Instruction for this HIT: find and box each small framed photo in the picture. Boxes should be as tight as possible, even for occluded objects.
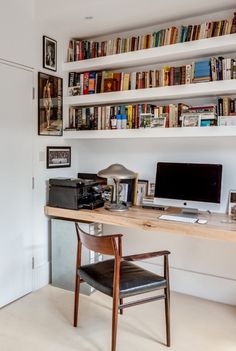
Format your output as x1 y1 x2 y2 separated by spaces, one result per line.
46 146 71 168
120 175 138 206
182 115 200 127
228 190 236 218
151 117 166 128
148 182 155 196
140 113 153 128
219 116 236 126
136 179 149 206
38 72 63 136
43 36 57 71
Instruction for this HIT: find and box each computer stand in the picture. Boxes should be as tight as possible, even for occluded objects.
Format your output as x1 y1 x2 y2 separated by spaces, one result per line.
179 208 198 218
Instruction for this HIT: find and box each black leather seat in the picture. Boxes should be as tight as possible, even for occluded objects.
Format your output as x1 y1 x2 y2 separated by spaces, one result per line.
79 259 167 298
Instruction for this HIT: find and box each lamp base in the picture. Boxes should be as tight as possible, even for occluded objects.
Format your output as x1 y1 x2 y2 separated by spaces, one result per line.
105 202 129 212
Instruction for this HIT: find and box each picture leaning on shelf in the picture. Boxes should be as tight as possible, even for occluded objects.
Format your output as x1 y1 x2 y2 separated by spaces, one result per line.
67 56 236 96
65 97 236 131
67 11 236 61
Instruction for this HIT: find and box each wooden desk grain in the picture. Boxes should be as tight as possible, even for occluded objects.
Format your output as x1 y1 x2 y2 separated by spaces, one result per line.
44 206 236 242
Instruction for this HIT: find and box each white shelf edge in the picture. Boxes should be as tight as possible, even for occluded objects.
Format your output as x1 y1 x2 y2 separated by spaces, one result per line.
63 126 236 140
64 80 236 106
62 34 236 73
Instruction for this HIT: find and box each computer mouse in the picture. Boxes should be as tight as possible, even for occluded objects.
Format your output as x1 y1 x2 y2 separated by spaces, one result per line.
197 219 208 224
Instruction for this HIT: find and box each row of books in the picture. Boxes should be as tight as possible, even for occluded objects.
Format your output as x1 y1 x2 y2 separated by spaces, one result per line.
67 12 236 61
218 97 236 116
68 56 236 95
67 104 157 130
66 98 236 131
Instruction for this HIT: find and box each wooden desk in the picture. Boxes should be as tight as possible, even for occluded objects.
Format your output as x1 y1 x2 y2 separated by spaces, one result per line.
45 206 236 243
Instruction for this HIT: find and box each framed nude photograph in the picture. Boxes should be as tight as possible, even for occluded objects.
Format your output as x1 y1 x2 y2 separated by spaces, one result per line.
38 72 63 136
43 36 57 71
46 146 71 168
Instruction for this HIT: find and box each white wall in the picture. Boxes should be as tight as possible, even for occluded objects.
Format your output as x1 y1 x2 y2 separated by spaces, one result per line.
0 0 34 67
32 20 78 289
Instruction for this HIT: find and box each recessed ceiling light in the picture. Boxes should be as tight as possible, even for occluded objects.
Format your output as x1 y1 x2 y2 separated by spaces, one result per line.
84 16 94 20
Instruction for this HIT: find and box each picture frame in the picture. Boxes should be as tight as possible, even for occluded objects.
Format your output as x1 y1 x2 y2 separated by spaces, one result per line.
219 116 236 126
43 36 57 71
148 182 155 196
140 113 153 128
120 177 136 206
38 72 63 136
182 114 200 127
46 146 71 169
228 190 236 218
151 116 166 128
136 179 149 206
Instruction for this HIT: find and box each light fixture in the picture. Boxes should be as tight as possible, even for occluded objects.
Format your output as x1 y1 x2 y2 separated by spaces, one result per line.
97 163 135 212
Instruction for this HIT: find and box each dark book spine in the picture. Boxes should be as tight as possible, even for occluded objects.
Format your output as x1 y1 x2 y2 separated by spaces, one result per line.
96 72 102 93
86 107 91 129
217 98 223 116
68 72 75 87
218 57 224 80
231 12 236 34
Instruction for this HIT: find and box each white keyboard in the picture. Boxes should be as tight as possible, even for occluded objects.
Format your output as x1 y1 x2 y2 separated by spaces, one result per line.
159 215 198 223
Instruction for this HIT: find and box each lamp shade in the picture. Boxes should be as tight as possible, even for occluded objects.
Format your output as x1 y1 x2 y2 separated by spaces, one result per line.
97 163 135 180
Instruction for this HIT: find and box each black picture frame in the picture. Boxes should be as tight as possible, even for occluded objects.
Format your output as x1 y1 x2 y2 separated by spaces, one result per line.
43 36 57 71
38 72 63 136
46 146 71 168
120 178 136 205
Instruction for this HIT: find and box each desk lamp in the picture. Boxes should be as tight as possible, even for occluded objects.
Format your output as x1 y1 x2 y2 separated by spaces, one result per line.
97 163 135 211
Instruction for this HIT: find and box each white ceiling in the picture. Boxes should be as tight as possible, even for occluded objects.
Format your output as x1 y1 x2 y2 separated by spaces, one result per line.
35 0 236 38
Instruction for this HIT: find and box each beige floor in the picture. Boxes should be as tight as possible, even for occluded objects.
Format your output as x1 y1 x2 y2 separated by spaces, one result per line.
0 286 236 351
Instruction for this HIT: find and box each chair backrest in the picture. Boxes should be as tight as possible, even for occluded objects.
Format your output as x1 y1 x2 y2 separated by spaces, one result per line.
75 223 122 257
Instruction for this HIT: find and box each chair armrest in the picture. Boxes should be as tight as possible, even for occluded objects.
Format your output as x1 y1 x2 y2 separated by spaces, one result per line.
122 250 170 261
101 234 123 239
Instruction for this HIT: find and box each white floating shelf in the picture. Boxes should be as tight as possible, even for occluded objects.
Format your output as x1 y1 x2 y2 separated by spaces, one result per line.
63 126 236 140
63 34 236 73
64 80 236 106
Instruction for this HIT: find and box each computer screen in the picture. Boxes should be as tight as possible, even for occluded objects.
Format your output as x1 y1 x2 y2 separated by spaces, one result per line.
155 162 222 205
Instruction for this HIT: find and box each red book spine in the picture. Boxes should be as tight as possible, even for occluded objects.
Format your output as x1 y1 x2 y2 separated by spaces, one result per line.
83 72 89 95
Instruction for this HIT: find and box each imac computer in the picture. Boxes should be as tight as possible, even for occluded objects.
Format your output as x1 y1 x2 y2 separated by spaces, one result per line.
154 162 222 219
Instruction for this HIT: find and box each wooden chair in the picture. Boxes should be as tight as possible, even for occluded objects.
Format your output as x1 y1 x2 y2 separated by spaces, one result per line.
74 223 171 351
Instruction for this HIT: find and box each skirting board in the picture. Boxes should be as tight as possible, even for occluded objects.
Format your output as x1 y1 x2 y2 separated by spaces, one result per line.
139 260 236 306
32 261 50 291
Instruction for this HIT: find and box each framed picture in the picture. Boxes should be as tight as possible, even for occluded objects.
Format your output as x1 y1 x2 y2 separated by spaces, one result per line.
136 179 149 206
46 146 71 168
151 117 166 128
38 72 63 136
228 190 236 218
43 36 57 71
140 113 153 128
148 182 155 196
120 178 136 206
182 115 200 127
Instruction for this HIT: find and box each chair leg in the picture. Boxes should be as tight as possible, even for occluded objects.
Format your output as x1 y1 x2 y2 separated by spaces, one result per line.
119 298 123 315
73 273 81 327
111 295 119 351
164 287 171 347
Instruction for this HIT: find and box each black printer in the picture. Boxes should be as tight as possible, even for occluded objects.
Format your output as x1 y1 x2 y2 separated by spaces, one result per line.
48 178 105 210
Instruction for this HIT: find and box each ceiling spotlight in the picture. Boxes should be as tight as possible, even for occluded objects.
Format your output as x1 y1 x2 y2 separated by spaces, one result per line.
84 16 94 20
